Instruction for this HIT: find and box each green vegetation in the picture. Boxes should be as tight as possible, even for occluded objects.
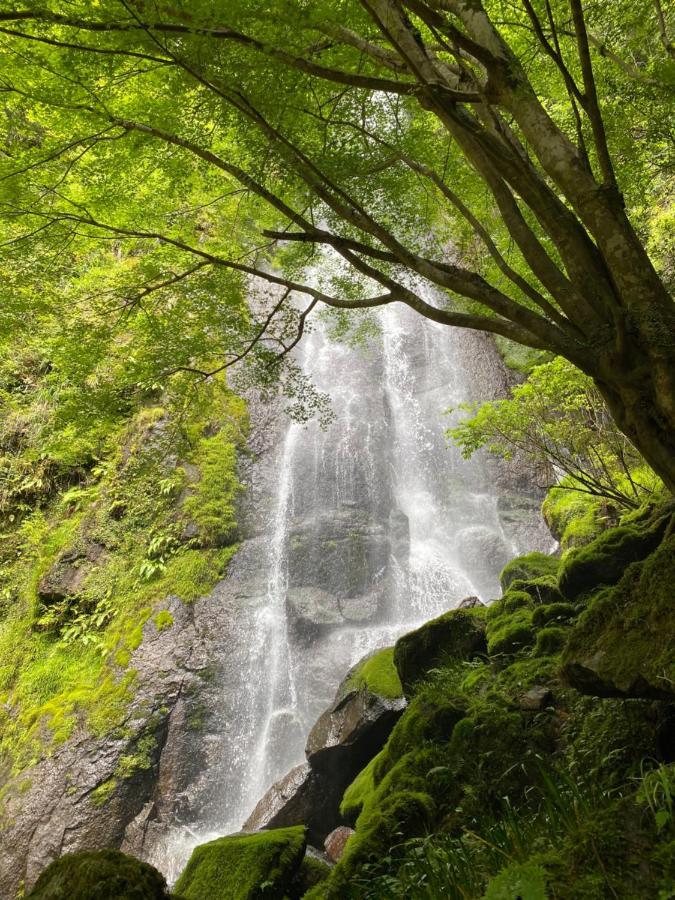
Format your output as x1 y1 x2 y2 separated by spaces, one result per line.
0 335 247 779
314 502 675 898
0 1 674 493
26 849 170 899
174 826 308 900
345 648 403 701
449 357 664 509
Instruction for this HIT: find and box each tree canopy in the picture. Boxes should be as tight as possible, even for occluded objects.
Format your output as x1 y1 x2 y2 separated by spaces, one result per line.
0 1 673 484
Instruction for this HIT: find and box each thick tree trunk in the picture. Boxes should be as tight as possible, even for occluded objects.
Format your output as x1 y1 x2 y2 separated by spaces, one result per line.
592 332 675 495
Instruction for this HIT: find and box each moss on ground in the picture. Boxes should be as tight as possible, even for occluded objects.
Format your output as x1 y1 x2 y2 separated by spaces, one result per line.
26 849 170 899
174 826 307 900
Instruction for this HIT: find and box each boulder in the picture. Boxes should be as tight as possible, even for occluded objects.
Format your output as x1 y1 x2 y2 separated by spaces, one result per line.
500 551 559 592
244 653 405 845
457 595 485 609
561 532 675 700
174 826 307 900
518 686 553 711
394 608 487 694
558 513 670 600
324 826 354 863
26 849 170 899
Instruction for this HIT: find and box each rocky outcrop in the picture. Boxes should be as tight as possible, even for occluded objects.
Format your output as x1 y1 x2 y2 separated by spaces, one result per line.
244 655 405 845
324 827 354 863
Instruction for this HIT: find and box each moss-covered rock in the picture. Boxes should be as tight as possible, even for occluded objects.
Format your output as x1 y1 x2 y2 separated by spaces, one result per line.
558 512 670 600
174 826 307 900
486 604 535 656
533 626 569 657
343 647 402 700
27 849 170 899
531 602 577 629
562 533 675 699
393 608 486 694
500 552 560 592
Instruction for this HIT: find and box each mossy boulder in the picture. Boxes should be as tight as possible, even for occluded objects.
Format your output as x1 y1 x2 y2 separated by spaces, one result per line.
562 533 675 699
393 607 486 694
342 647 402 700
486 604 535 656
558 513 670 600
531 602 577 629
287 853 331 898
27 850 170 899
507 575 563 605
500 552 559 592
174 826 307 900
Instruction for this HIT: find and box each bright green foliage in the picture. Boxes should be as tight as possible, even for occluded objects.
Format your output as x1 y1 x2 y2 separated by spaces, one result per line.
26 849 170 899
483 862 548 899
449 357 662 509
345 647 403 700
486 605 535 656
0 351 246 777
174 826 307 900
340 751 382 823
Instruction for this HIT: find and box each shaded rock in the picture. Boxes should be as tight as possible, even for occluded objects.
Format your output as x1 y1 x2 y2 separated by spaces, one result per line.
244 764 312 834
394 608 487 694
518 686 553 711
457 595 484 609
287 849 332 898
174 826 307 900
306 688 406 769
37 542 107 604
26 849 170 899
456 526 512 585
324 826 354 863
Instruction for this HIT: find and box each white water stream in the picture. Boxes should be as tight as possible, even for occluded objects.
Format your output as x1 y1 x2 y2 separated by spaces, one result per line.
156 301 549 881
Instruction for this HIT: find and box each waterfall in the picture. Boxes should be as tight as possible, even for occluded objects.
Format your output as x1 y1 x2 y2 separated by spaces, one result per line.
155 300 550 881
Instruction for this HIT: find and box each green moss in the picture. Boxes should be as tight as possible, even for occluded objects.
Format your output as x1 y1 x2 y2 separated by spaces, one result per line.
531 602 577 628
500 552 560 592
183 430 242 548
90 778 117 808
542 487 607 552
562 532 675 696
558 512 670 599
486 606 535 656
393 607 486 694
533 626 569 656
153 609 173 631
287 855 331 899
340 752 382 823
345 647 402 700
115 732 157 781
27 849 170 899
174 826 307 900
483 861 548 899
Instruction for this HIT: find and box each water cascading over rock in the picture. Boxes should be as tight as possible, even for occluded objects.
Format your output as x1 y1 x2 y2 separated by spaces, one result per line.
144 303 551 881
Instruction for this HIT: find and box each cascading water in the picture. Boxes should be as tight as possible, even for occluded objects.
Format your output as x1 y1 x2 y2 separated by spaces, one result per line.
156 298 551 882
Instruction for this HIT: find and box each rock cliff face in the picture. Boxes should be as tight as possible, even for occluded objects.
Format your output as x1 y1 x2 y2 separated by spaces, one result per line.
0 313 550 897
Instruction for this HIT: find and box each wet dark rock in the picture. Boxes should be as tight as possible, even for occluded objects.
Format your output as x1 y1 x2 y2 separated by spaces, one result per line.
457 596 485 609
324 826 354 863
244 667 405 845
394 608 487 695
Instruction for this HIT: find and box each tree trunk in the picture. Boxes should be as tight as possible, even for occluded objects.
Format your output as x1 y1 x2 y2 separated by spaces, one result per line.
592 330 675 495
